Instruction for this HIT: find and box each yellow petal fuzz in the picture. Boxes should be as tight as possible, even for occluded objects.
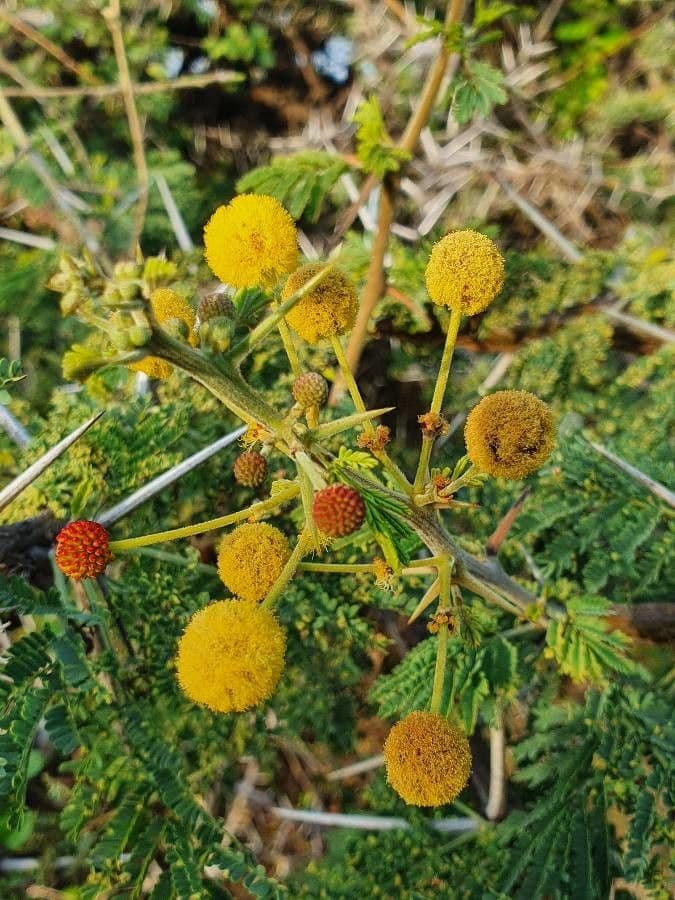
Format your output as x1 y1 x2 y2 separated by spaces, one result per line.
424 229 504 315
132 287 197 379
383 710 472 807
217 522 290 602
203 194 299 289
176 599 285 713
465 389 555 479
283 263 358 344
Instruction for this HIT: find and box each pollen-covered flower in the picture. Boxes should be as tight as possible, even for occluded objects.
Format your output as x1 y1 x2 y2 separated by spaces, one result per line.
217 522 290 602
203 194 298 289
282 264 358 344
425 230 504 315
176 599 286 713
464 389 555 479
55 520 112 579
383 710 472 807
132 287 197 379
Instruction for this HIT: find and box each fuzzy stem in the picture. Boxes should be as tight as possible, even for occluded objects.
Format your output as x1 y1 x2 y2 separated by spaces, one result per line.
331 335 367 414
109 486 299 551
430 621 449 714
298 562 377 574
457 568 532 621
298 468 320 549
278 319 302 376
148 329 287 430
331 335 411 492
413 306 463 494
262 529 313 610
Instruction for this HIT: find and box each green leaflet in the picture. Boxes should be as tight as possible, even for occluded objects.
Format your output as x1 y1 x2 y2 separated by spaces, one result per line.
545 595 648 684
352 97 411 177
237 151 348 222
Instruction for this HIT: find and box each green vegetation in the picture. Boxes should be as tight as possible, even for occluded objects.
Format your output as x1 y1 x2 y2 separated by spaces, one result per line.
1 1 672 897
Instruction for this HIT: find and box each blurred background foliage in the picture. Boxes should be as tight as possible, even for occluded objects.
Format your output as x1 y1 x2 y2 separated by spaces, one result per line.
1 0 673 897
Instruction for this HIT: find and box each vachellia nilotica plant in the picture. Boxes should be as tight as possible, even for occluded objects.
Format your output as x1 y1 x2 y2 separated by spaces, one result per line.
51 193 557 809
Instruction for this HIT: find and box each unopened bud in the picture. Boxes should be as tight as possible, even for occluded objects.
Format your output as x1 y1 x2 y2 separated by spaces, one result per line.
128 325 152 347
200 316 235 352
161 316 190 342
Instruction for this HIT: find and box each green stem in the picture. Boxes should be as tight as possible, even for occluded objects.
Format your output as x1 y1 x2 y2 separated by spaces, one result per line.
262 529 313 610
298 562 377 574
331 335 412 492
298 467 320 549
430 621 449 715
413 307 462 494
149 329 286 430
457 568 531 621
278 319 302 375
331 335 367 414
109 485 299 551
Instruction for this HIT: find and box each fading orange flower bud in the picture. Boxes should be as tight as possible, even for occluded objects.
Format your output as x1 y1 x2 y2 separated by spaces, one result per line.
465 390 555 479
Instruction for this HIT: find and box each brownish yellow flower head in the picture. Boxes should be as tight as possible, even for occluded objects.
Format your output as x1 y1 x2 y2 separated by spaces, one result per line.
383 710 471 807
217 522 290 602
282 264 358 344
203 194 298 289
132 287 197 379
176 599 285 713
425 230 504 315
465 389 555 479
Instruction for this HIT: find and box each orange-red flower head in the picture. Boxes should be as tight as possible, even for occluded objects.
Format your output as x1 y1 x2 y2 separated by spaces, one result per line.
55 520 112 579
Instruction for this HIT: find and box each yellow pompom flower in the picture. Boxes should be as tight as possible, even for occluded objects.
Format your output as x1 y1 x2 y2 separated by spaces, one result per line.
203 194 299 289
425 230 504 315
217 522 290 602
465 389 555 479
132 287 197 379
176 599 285 713
282 264 358 344
383 711 472 807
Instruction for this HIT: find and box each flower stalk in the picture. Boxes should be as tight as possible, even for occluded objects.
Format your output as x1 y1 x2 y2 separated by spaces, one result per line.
413 306 463 494
262 528 314 610
109 485 299 552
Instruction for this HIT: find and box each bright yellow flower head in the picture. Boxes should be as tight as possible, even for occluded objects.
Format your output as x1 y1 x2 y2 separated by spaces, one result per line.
203 194 299 289
132 287 197 379
217 522 290 602
176 599 285 713
424 230 504 315
465 389 555 479
383 710 472 807
282 264 358 344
